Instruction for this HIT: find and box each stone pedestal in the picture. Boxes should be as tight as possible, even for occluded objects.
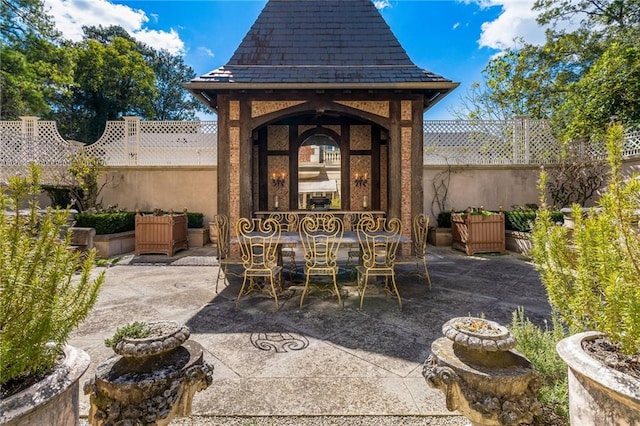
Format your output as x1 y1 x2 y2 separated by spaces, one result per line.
84 321 213 425
423 317 541 426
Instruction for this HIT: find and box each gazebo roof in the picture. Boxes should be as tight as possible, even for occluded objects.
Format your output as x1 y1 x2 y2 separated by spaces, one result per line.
185 0 458 108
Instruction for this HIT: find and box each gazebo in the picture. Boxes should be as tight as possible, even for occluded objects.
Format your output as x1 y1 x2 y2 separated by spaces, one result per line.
184 0 458 233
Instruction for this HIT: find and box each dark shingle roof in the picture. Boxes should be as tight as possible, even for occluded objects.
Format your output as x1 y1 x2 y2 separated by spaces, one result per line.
190 0 453 85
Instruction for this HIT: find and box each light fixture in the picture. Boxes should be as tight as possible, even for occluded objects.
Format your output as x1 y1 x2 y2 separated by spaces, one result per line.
271 172 286 187
354 172 368 188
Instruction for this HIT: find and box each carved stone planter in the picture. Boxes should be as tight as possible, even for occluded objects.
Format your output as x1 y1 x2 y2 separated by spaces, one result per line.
556 331 640 426
423 317 541 425
0 345 90 426
84 320 213 425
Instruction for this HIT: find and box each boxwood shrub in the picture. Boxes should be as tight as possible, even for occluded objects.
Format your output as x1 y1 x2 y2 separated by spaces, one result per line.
505 209 564 232
187 212 204 228
437 211 452 228
75 212 136 235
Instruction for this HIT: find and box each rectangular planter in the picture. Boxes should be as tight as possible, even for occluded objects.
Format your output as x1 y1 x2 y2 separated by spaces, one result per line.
187 228 210 248
135 211 188 256
452 211 505 255
505 230 532 256
94 231 135 258
427 227 453 246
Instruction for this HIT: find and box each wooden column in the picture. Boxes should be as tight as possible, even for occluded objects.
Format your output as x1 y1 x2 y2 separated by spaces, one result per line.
217 95 230 219
239 99 253 219
411 97 424 227
388 100 402 220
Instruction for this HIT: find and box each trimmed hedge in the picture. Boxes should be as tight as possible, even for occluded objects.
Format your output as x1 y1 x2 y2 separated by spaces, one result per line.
505 209 564 232
437 211 452 228
75 212 136 235
187 212 204 228
75 211 204 234
437 208 563 232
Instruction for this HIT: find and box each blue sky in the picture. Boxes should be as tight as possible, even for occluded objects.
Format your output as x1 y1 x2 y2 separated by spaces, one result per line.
43 0 549 120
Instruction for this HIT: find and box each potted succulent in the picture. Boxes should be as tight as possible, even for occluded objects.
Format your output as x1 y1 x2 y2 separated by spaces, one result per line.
532 123 640 425
0 163 105 425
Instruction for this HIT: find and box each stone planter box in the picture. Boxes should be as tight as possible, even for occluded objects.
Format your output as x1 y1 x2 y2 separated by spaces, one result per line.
0 345 90 426
556 331 640 425
505 230 532 256
188 227 210 248
452 211 505 255
94 231 135 258
427 227 452 246
135 211 189 256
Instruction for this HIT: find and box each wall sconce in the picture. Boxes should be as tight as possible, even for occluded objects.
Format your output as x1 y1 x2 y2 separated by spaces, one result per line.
271 172 286 188
354 172 368 188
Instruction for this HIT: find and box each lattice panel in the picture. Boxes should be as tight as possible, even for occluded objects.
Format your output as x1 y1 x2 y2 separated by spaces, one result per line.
0 120 81 183
423 119 560 165
85 120 218 166
623 128 640 158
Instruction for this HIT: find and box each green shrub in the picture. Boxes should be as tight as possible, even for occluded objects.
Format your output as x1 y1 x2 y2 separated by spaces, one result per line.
437 211 451 228
509 308 569 425
506 209 563 232
0 163 104 389
532 123 640 354
187 212 204 228
75 211 136 234
505 210 537 232
41 184 75 209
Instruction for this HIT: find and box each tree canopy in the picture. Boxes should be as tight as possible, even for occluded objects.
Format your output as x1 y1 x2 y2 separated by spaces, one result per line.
1 3 207 142
456 0 640 141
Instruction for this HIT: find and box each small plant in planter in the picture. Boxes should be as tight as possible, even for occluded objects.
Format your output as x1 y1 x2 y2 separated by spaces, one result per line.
104 321 151 349
0 163 104 423
532 122 640 424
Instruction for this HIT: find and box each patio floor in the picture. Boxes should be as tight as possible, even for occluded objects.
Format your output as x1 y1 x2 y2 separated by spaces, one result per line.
70 245 551 425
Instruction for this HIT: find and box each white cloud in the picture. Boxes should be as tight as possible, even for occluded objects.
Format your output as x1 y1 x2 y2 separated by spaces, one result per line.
43 0 185 54
461 0 546 50
133 28 184 55
197 47 215 58
373 0 392 10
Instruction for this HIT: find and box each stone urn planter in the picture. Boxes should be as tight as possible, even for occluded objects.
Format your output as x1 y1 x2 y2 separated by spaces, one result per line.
556 331 640 426
423 317 541 425
84 320 214 425
0 345 90 426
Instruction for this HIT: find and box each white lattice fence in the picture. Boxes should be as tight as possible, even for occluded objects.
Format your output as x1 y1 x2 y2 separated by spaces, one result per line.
85 117 218 166
0 118 82 183
423 119 560 165
623 128 640 158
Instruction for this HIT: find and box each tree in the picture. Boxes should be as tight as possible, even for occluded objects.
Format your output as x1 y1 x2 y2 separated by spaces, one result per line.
147 49 206 121
59 36 157 142
555 36 640 141
456 0 640 142
81 25 207 121
0 0 72 120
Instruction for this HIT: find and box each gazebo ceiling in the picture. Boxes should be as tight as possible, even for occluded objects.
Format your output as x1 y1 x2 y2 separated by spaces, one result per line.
184 0 459 112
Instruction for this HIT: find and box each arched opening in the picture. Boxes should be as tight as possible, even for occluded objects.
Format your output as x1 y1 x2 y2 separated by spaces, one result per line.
252 109 389 213
298 134 341 210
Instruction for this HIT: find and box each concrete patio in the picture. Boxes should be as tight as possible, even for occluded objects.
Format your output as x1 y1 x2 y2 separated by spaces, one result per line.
70 245 551 425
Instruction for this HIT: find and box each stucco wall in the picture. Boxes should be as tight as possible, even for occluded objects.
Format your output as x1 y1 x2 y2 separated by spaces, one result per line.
423 157 640 224
99 166 217 225
423 165 542 225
